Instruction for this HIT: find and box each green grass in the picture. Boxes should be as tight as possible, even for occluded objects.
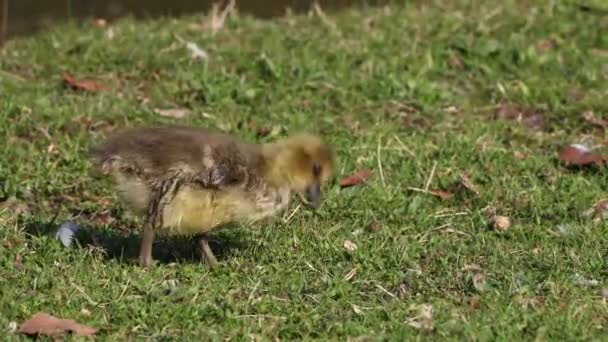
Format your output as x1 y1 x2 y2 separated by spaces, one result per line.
1 0 608 340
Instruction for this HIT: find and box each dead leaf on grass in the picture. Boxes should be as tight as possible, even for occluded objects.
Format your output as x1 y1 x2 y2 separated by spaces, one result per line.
18 312 97 337
460 174 480 197
583 199 608 220
428 189 454 200
339 170 372 188
559 144 605 167
407 304 433 330
154 108 192 119
582 111 608 129
513 150 526 160
464 295 481 310
491 215 511 232
495 103 546 131
344 268 357 281
343 240 358 252
472 273 486 292
62 72 104 92
14 253 23 269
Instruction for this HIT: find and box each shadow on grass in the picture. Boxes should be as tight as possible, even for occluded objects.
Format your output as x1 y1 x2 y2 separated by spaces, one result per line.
21 217 247 265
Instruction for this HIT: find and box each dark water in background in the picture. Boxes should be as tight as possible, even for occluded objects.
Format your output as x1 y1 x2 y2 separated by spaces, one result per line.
1 0 388 42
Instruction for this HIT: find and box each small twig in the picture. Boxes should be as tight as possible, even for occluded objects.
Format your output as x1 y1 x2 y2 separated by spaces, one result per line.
282 204 301 223
433 211 469 219
375 284 397 299
377 136 386 187
424 161 437 192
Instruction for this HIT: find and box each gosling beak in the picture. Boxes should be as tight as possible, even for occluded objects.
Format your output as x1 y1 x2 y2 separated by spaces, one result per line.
305 183 321 209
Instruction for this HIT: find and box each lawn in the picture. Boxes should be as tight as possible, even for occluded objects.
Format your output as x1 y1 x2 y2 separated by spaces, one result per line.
1 0 608 340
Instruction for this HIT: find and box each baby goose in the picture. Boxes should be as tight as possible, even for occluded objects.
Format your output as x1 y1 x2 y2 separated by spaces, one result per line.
91 126 333 268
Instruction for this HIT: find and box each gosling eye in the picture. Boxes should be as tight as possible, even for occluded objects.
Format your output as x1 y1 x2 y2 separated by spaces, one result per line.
312 163 322 177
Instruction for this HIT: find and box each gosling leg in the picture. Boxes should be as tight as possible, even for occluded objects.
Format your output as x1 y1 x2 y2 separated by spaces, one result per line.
199 236 219 268
138 220 155 268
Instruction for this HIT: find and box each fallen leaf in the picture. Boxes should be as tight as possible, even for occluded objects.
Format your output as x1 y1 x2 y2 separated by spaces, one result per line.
154 108 192 119
513 151 526 160
582 111 608 129
491 215 511 232
14 254 23 269
18 312 97 337
495 103 546 130
339 170 372 188
472 273 486 292
62 72 104 92
367 221 382 233
460 174 480 197
429 189 454 200
464 295 481 310
343 240 358 252
583 199 608 220
559 144 605 167
407 304 433 330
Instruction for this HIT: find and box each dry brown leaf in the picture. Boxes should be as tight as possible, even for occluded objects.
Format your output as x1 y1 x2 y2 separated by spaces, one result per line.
18 312 97 337
343 240 358 252
367 221 382 233
582 111 608 129
62 72 104 92
464 295 481 310
460 174 480 197
495 103 546 130
339 170 372 188
559 144 605 167
513 151 526 160
154 108 192 119
491 215 511 232
14 253 23 269
472 273 486 292
407 304 433 330
429 189 454 200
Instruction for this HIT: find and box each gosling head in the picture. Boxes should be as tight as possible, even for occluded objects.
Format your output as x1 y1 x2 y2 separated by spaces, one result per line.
264 133 334 208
